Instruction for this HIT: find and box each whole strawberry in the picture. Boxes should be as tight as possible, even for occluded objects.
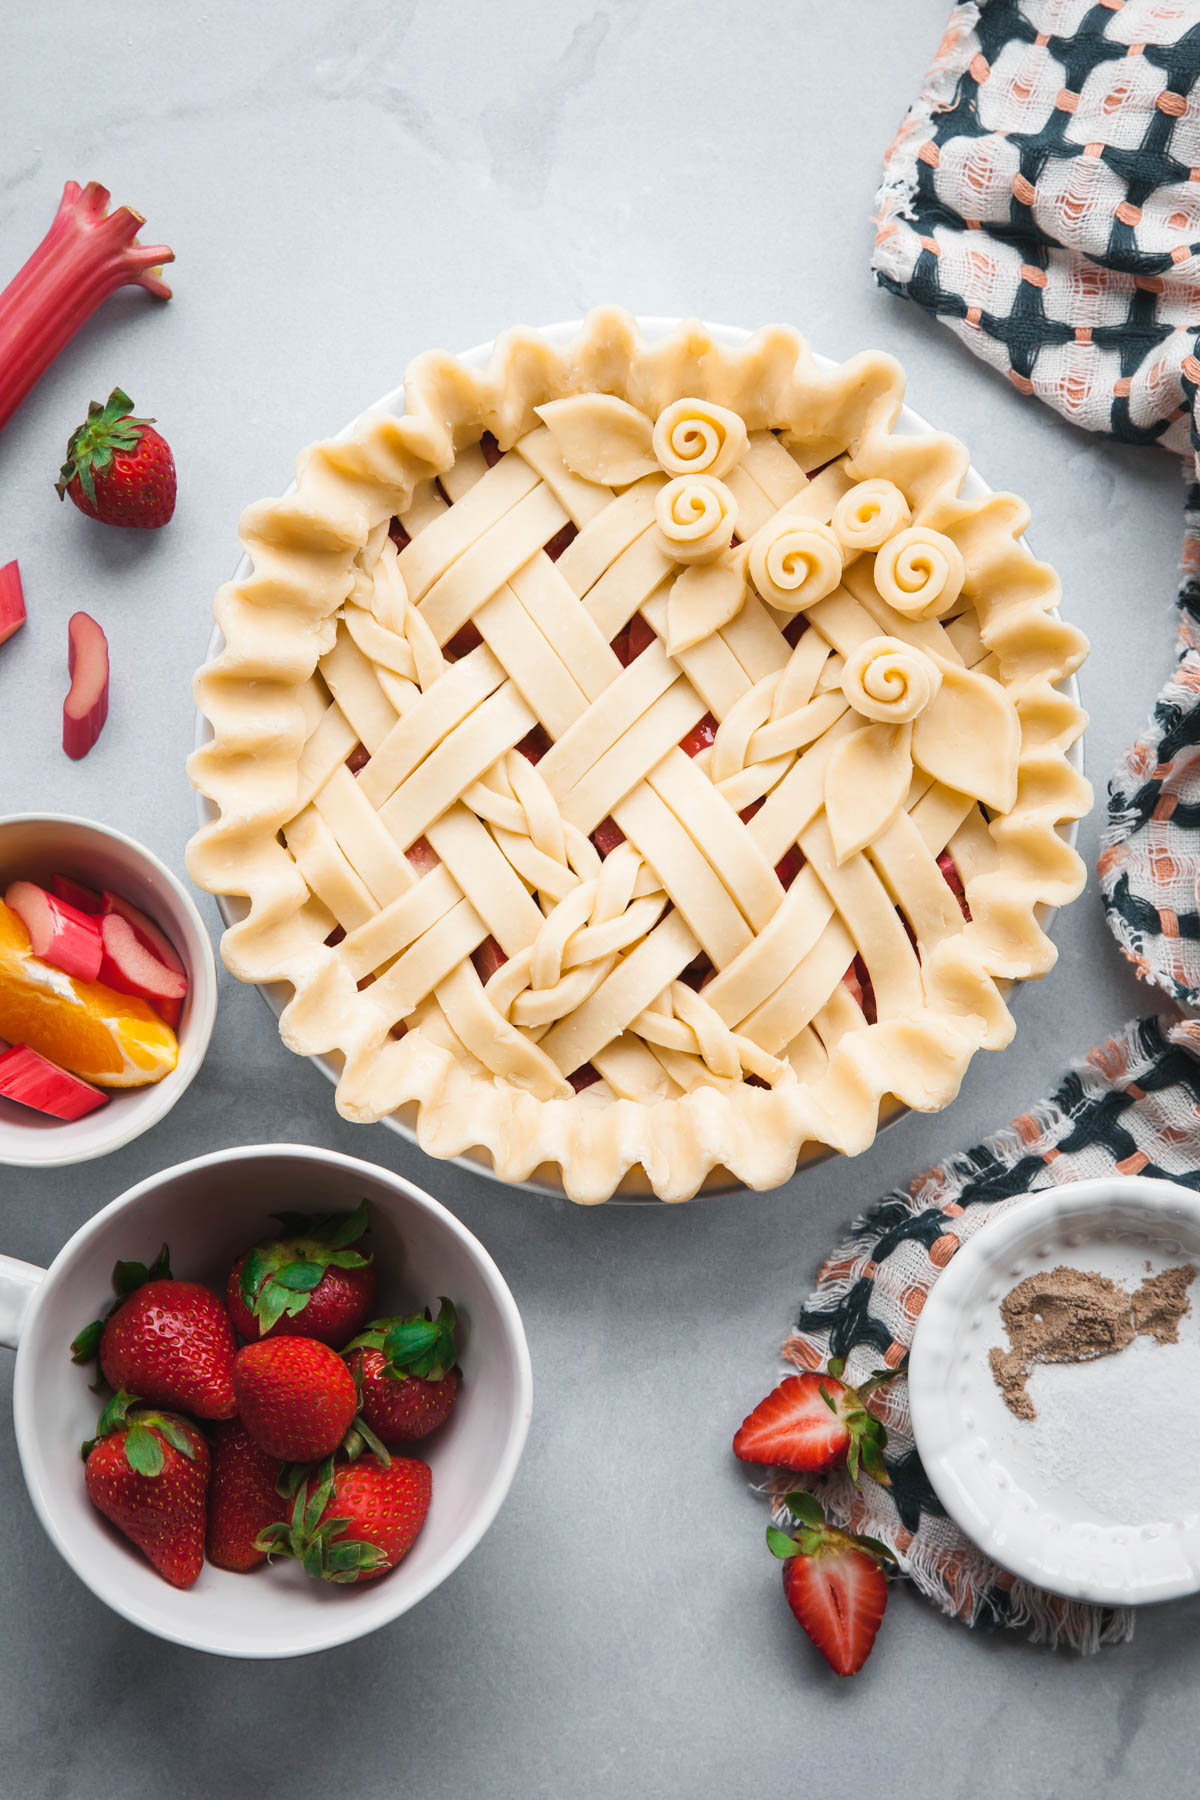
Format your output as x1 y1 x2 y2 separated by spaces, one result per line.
233 1335 358 1462
227 1200 375 1348
259 1452 431 1582
345 1299 459 1445
83 1390 210 1588
71 1245 237 1421
733 1359 896 1485
56 387 176 528
206 1419 286 1573
767 1491 895 1677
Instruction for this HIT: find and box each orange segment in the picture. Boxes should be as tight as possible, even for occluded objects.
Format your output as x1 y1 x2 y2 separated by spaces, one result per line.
0 901 178 1087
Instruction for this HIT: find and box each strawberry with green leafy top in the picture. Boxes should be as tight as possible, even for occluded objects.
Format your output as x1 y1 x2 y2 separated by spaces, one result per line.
345 1299 460 1445
83 1389 210 1588
56 387 176 529
259 1451 431 1583
767 1492 895 1676
733 1359 896 1485
226 1200 376 1348
71 1244 237 1421
206 1419 286 1574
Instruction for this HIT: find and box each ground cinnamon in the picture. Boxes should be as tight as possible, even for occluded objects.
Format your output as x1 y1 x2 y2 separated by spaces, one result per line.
988 1263 1195 1421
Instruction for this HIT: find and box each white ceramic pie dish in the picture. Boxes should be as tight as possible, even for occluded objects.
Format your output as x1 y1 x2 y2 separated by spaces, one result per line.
0 1143 532 1657
909 1176 1200 1607
192 316 1085 1202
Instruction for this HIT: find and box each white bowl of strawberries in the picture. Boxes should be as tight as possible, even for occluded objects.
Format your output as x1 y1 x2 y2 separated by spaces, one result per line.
0 1143 532 1657
0 813 217 1165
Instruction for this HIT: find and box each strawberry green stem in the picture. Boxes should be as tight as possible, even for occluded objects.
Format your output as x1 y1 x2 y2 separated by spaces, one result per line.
0 181 173 434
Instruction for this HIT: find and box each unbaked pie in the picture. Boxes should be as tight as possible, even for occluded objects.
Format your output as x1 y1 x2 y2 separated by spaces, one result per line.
188 311 1091 1202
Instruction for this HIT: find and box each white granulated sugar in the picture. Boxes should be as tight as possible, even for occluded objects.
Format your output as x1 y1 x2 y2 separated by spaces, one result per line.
1022 1314 1200 1528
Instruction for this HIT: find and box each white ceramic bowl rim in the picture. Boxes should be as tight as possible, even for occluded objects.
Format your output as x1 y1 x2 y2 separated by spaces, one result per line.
909 1175 1200 1607
192 316 1085 1201
0 812 218 1167
7 1142 533 1657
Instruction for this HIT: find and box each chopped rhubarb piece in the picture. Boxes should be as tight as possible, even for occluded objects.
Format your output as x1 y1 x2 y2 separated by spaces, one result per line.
62 611 109 759
472 935 509 984
0 1044 108 1120
591 817 627 858
0 181 173 435
51 874 102 914
98 912 186 1008
100 890 184 973
388 518 411 551
480 431 503 467
5 880 103 981
100 890 186 1025
738 799 764 824
406 837 440 876
516 724 551 765
544 522 578 562
679 712 718 758
345 743 371 774
445 621 484 659
568 1063 601 1093
0 561 25 647
937 851 971 921
679 952 715 992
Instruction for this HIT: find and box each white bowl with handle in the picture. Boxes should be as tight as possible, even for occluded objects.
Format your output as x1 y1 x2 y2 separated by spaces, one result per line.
0 1142 532 1657
0 813 217 1166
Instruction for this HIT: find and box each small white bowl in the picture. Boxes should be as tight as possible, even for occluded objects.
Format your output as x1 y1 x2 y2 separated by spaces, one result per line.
0 814 217 1166
909 1176 1200 1606
0 1142 533 1658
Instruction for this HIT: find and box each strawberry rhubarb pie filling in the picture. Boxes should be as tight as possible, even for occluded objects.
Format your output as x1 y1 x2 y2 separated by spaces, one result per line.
188 311 1091 1203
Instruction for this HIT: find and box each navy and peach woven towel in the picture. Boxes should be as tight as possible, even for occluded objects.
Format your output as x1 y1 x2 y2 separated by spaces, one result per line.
763 1 1200 1653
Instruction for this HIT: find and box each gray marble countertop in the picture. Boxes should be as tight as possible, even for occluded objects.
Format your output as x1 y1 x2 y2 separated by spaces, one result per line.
1 3 1194 1795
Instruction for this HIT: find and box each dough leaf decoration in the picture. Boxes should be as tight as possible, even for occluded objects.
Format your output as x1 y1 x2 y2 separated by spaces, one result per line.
912 659 1021 811
653 398 749 478
655 475 738 565
824 721 914 864
665 552 747 654
533 394 657 485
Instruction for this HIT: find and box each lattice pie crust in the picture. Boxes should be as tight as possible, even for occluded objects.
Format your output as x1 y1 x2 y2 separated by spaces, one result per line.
188 311 1091 1203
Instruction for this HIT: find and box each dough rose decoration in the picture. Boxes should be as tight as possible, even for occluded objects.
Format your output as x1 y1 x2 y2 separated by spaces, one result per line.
873 524 965 621
652 397 748 478
841 635 941 724
826 644 1022 863
187 309 1092 1204
747 518 843 613
831 479 911 556
654 473 738 565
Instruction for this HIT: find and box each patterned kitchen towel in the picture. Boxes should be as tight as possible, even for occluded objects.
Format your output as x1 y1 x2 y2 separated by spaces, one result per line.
770 1010 1200 1651
871 0 1200 1005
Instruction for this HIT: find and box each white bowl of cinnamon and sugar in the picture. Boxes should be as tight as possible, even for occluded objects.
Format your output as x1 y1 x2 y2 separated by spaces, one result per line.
909 1176 1200 1606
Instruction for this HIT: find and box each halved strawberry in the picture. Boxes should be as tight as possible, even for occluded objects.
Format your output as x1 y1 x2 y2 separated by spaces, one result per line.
937 851 971 920
515 724 551 764
406 837 440 877
768 1491 895 1676
591 818 626 858
733 1360 894 1484
472 934 509 984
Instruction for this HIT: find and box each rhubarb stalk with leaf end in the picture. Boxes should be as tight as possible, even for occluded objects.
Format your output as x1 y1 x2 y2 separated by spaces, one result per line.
0 182 173 434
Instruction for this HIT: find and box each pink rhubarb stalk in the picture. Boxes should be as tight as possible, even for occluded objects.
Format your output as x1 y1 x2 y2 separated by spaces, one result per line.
0 560 25 646
63 611 109 759
0 1044 108 1120
98 912 186 1009
5 880 103 981
0 181 173 434
51 875 102 914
